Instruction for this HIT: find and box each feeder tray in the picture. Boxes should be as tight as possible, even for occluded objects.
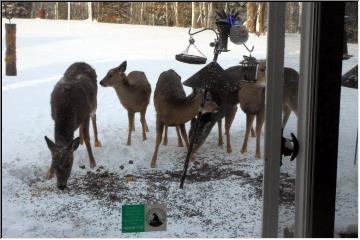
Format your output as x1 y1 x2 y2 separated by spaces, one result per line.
175 37 207 65
175 54 207 64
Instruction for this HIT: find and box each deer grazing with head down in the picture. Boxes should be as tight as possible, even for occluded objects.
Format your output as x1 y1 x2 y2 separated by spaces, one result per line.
187 61 299 160
150 69 218 168
45 62 101 190
100 61 151 145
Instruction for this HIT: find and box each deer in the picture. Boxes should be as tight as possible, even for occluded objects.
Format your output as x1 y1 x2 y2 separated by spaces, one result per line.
187 63 299 160
282 67 299 129
150 69 218 168
238 61 266 159
45 62 101 190
100 61 151 146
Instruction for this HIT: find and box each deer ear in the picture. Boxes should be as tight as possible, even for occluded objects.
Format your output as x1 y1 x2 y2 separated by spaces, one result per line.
117 61 127 72
70 137 80 152
45 136 55 151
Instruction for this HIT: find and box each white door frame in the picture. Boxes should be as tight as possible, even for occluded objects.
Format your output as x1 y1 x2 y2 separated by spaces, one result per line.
295 2 319 237
261 2 286 238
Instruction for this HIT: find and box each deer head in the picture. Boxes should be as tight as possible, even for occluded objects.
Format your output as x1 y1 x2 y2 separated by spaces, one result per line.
45 136 80 190
100 61 127 87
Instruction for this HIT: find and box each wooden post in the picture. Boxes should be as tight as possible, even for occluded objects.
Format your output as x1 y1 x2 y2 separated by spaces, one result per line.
5 23 17 76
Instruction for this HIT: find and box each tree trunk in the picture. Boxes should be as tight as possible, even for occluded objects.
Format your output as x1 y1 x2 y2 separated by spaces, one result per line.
152 2 155 26
257 2 266 34
247 2 258 33
5 23 17 76
207 2 213 28
129 2 133 24
202 2 208 28
140 2 144 24
191 2 196 28
174 2 179 26
55 2 58 20
165 2 169 26
298 2 302 32
87 2 93 21
67 2 71 20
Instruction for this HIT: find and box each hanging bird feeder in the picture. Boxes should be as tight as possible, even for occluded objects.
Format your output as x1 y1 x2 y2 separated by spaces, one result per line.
175 35 207 64
175 8 254 189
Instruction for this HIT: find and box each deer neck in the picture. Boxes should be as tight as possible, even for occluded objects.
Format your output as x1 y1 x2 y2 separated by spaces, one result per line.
176 93 202 123
113 81 129 100
55 122 75 145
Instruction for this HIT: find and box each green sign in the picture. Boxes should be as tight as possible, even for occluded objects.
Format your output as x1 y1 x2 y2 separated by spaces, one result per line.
122 203 167 233
122 204 145 233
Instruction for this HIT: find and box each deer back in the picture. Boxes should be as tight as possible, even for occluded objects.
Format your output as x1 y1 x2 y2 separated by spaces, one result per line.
51 62 97 142
154 69 186 110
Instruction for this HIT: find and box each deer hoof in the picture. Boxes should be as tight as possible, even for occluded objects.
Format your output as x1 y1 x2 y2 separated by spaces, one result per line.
255 153 262 159
90 162 96 169
127 141 131 146
95 140 102 148
227 147 232 154
150 162 156 168
46 171 54 179
241 148 247 154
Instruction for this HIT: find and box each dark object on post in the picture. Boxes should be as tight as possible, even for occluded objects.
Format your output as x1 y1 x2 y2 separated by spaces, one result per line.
341 65 358 89
280 132 299 166
36 8 46 19
5 23 17 76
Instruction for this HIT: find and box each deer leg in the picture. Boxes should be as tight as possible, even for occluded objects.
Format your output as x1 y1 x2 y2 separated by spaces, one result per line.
79 123 84 145
150 120 164 168
163 126 168 145
282 104 291 129
217 119 224 147
127 111 135 146
46 165 55 179
255 109 265 159
83 118 96 168
91 113 102 147
251 127 256 138
144 108 149 132
225 106 237 153
132 114 135 131
140 110 147 141
176 125 184 147
241 114 255 154
179 124 189 149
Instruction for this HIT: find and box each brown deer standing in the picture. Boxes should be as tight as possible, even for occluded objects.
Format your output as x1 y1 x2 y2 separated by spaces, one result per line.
45 62 101 190
238 64 299 159
238 62 266 159
150 69 217 168
100 61 151 145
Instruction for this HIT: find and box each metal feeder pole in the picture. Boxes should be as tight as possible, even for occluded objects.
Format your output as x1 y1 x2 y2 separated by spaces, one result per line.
180 43 221 189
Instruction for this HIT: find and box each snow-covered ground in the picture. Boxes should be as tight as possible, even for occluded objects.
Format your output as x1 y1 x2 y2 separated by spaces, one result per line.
2 19 357 237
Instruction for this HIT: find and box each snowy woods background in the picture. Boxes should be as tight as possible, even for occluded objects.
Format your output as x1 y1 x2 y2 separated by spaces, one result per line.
3 2 357 41
0 2 336 35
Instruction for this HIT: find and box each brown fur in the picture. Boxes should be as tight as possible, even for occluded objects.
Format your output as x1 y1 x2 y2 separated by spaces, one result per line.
100 61 151 145
45 62 101 189
150 69 203 168
282 67 299 128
